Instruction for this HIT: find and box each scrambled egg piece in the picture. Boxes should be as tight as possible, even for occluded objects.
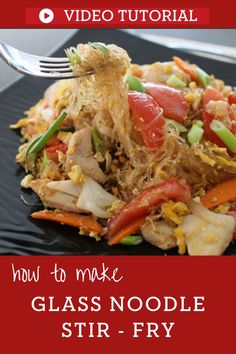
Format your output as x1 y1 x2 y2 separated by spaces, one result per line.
10 118 30 129
214 203 230 214
174 227 186 255
107 199 126 214
52 81 72 114
20 174 34 188
185 93 195 103
189 81 197 89
68 165 85 184
161 201 189 225
79 228 102 241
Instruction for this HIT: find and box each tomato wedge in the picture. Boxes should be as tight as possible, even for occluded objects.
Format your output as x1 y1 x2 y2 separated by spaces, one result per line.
45 143 67 163
107 178 191 239
128 92 166 149
144 82 188 122
228 92 236 105
203 86 236 147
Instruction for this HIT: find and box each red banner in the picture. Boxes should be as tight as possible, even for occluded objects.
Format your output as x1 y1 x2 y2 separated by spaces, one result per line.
0 0 235 28
0 256 235 354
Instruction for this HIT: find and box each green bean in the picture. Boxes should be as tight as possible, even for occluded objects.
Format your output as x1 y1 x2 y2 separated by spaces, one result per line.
126 75 146 93
120 235 144 246
210 119 236 152
167 74 186 89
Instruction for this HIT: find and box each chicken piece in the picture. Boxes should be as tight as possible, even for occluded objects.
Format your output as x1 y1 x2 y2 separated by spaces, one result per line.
66 128 106 183
181 201 235 255
30 179 84 213
67 127 93 157
141 220 177 250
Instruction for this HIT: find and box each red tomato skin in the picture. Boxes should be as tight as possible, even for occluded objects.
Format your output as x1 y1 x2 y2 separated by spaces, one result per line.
107 178 191 238
45 143 67 163
229 107 236 135
144 82 188 122
46 135 61 147
203 86 227 147
128 92 166 149
228 92 236 105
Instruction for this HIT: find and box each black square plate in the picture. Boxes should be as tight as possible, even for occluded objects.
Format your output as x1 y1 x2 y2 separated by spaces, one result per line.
0 29 235 255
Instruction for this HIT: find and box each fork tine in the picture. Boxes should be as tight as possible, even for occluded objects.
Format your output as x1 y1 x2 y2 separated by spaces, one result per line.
39 57 69 63
39 62 71 68
41 72 76 79
40 67 73 73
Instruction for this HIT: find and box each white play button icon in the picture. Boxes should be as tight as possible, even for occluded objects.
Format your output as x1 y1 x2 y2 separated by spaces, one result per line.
39 8 54 24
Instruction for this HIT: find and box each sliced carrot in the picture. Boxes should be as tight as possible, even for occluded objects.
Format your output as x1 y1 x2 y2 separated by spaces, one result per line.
31 210 103 234
173 56 199 83
201 178 236 209
108 218 146 246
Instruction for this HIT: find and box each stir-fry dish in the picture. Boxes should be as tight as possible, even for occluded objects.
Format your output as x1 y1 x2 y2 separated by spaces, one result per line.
11 42 236 255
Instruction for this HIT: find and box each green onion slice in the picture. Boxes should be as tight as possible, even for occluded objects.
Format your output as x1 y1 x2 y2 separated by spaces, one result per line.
89 42 109 56
187 121 204 144
27 112 67 158
92 127 103 153
196 67 211 88
210 119 236 153
25 134 42 158
41 150 48 172
120 235 144 246
167 74 186 89
166 119 187 133
195 120 204 128
126 75 146 93
65 47 81 66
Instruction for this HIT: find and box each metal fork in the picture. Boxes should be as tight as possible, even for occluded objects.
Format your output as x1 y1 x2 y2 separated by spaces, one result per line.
0 41 84 79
